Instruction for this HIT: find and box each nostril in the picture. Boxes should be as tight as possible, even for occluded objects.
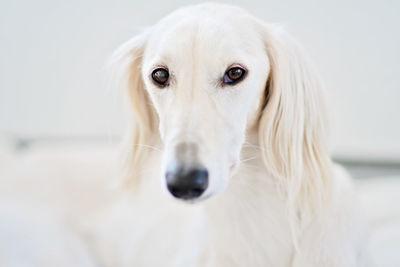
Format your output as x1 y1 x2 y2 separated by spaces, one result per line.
166 167 209 200
188 169 208 186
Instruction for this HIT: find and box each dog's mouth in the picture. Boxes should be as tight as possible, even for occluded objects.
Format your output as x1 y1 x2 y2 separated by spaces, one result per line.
176 192 213 204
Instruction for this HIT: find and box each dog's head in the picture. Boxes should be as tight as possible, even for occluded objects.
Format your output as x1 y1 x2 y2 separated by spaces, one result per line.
113 3 331 206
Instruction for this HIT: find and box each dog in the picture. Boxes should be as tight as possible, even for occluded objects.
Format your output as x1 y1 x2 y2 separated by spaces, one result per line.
0 3 370 267
87 3 370 267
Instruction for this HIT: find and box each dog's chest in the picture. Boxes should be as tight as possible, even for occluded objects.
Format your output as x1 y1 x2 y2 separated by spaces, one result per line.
91 187 294 267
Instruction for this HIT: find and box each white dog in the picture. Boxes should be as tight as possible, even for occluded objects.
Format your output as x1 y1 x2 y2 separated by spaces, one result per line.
87 3 370 267
0 3 370 267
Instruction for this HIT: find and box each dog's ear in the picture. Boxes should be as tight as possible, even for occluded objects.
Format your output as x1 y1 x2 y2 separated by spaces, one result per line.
256 23 333 214
110 30 158 186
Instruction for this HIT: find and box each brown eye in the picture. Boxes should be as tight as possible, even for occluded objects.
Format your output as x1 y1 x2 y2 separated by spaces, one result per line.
223 66 246 85
151 68 169 87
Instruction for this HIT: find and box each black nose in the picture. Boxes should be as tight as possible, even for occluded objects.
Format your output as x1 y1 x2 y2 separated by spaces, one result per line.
166 168 209 200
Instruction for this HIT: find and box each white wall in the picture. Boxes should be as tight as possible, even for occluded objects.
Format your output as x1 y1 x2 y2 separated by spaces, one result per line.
1 0 399 160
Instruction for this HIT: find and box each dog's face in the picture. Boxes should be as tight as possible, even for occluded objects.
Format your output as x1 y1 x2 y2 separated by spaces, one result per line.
140 7 270 202
117 3 330 207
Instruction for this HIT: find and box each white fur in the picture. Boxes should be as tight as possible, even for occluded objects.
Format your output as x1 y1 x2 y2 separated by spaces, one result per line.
91 3 370 266
0 3 370 267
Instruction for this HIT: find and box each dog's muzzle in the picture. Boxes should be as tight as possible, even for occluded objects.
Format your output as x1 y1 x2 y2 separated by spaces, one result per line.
165 142 208 200
166 167 208 200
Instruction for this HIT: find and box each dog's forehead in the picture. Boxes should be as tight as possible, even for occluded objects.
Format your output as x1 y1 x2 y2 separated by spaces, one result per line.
144 7 262 67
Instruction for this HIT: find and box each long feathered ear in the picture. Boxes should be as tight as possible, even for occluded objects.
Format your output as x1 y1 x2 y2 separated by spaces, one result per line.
109 30 158 187
257 24 333 215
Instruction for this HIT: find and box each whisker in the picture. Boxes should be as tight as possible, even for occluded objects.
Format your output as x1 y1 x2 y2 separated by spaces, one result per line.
240 156 259 163
131 144 162 152
241 143 266 152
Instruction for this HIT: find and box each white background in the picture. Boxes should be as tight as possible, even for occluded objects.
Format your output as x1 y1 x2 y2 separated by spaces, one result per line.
1 0 399 161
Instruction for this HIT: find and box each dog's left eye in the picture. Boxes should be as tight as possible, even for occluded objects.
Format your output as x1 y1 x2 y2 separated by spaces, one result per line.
223 66 247 85
151 68 170 87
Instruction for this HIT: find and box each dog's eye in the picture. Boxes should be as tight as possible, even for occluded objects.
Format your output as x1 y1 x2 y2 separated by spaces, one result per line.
223 67 246 85
151 68 170 87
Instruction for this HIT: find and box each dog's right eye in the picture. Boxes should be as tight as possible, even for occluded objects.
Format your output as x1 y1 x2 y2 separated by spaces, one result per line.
222 66 247 86
151 68 170 87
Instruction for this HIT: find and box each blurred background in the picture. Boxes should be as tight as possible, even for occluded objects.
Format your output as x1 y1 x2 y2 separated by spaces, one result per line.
1 0 399 265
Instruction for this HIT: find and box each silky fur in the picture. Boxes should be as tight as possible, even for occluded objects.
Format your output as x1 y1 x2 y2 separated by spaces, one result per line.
82 3 372 267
